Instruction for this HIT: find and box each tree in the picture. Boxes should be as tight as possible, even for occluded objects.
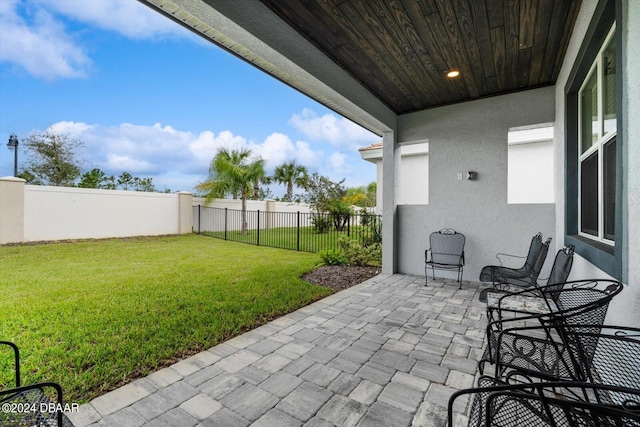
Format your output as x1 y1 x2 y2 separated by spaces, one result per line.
22 131 83 186
78 168 108 188
252 171 272 200
303 173 346 216
273 161 308 202
302 173 348 233
103 175 117 190
117 172 134 190
79 168 156 192
133 177 156 192
344 181 377 208
196 147 266 234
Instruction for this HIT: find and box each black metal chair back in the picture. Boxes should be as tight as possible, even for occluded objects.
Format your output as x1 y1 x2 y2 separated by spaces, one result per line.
429 229 465 266
520 232 547 274
494 323 637 393
543 245 575 299
483 280 623 375
549 280 622 327
563 325 640 396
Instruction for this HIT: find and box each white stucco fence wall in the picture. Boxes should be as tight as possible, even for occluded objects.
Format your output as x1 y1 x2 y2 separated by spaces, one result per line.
22 186 192 242
193 198 312 214
192 198 315 233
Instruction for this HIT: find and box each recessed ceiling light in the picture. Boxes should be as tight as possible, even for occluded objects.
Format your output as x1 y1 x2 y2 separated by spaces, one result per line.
446 70 460 78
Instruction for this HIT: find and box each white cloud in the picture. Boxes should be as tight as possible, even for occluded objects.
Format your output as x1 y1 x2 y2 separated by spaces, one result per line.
288 108 380 150
49 121 92 135
37 0 191 40
294 141 322 171
0 0 191 80
105 154 151 172
0 1 91 80
259 133 294 169
327 151 351 176
48 121 207 176
39 121 328 193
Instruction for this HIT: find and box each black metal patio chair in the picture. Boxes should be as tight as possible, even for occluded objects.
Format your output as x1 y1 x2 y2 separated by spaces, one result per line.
478 232 551 302
479 280 623 374
492 324 640 393
484 245 575 322
0 341 74 427
424 228 465 288
448 377 640 427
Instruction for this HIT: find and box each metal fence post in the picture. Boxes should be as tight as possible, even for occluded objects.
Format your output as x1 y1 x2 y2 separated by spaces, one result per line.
257 210 260 247
297 211 300 251
347 213 351 237
224 208 228 240
198 205 201 234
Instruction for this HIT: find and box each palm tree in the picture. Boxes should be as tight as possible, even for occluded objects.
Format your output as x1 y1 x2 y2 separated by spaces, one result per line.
196 147 266 234
252 171 272 200
273 161 308 202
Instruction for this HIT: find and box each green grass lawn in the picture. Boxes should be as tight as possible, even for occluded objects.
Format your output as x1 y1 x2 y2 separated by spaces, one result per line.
0 234 331 403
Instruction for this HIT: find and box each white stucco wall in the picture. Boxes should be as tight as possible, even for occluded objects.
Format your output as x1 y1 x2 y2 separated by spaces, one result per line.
23 186 186 241
192 198 314 233
0 177 25 244
362 143 429 212
193 198 311 213
508 140 554 204
399 152 429 205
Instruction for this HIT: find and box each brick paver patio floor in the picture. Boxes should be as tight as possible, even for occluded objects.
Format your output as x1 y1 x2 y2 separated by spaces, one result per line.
68 274 488 427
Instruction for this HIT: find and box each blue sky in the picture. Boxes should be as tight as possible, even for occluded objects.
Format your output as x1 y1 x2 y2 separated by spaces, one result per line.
0 0 379 194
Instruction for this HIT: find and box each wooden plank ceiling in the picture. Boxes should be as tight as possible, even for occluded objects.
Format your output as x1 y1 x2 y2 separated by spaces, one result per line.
259 0 582 114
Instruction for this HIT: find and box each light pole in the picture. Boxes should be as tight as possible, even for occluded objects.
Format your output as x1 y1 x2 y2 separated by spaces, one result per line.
7 134 19 177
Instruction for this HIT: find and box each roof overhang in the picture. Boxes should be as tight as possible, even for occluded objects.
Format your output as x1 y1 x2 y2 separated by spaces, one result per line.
138 0 397 135
138 1 580 138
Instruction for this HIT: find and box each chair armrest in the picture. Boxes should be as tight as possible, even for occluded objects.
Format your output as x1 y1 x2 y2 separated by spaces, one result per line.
448 378 640 427
495 252 526 267
0 382 66 427
0 341 20 387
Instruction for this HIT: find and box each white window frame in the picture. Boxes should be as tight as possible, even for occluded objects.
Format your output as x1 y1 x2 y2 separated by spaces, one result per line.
577 25 616 245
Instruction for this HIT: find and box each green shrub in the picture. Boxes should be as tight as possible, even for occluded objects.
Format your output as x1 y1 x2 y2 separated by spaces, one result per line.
311 215 332 233
359 208 373 227
327 199 352 231
360 223 382 247
338 237 382 266
319 248 347 265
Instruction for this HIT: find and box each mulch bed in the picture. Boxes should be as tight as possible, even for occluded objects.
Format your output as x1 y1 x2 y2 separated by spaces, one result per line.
302 265 381 291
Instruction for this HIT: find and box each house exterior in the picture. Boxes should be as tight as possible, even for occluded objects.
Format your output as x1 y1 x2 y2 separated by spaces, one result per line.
139 0 639 327
359 141 430 213
360 125 554 212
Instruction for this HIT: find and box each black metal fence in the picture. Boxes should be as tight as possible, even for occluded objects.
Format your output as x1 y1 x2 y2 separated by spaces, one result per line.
193 205 381 253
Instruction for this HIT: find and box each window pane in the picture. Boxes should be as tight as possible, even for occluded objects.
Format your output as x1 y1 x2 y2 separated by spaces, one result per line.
604 137 616 240
580 71 598 154
603 34 616 135
581 151 598 236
